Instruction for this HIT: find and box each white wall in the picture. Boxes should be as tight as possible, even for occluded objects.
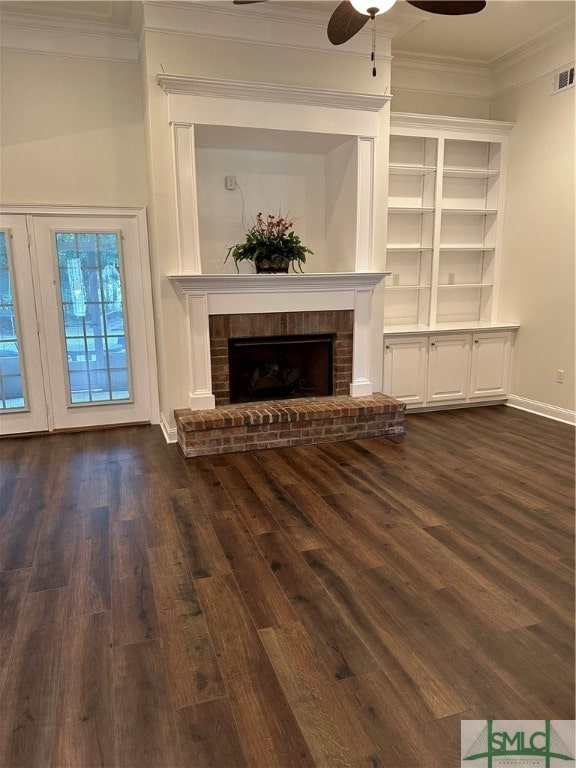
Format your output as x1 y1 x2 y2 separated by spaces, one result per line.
0 50 147 206
195 147 328 274
491 75 575 419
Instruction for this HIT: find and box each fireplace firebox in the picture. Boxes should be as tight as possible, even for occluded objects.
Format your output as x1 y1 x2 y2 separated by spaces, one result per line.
228 334 334 404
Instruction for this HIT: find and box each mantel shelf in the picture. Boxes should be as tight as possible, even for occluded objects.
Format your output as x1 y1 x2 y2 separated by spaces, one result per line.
169 272 390 294
156 74 391 112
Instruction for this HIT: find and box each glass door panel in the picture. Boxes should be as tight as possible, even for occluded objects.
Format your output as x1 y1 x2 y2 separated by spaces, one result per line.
0 232 26 409
32 214 155 431
55 231 131 405
0 215 49 434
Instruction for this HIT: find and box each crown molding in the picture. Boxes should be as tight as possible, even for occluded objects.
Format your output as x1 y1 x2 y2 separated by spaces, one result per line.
142 1 395 59
490 21 575 96
391 20 575 100
390 112 514 138
0 9 139 62
391 51 491 99
157 74 391 112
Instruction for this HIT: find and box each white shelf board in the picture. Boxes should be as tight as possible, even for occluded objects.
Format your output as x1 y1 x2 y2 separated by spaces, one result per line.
388 244 433 250
386 246 433 252
388 206 435 214
439 243 493 250
385 285 431 290
437 283 493 289
439 246 495 252
443 167 500 179
384 321 520 335
389 164 436 175
441 208 498 215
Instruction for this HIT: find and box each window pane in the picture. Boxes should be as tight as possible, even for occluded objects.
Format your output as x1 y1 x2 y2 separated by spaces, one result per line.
0 232 25 410
55 231 131 405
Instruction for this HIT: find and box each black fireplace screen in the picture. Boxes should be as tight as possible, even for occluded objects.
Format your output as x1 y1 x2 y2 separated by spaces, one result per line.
228 334 334 404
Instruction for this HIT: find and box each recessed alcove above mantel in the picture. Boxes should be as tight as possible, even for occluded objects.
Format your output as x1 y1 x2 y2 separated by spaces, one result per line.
157 73 391 275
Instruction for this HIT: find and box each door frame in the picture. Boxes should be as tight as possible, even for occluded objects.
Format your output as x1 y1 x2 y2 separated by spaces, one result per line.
0 205 159 431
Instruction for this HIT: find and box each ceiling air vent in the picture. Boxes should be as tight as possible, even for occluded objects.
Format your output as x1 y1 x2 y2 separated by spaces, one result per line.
553 65 575 94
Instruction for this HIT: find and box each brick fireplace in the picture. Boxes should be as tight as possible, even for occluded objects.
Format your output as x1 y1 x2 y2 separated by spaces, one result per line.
169 273 404 456
209 310 353 406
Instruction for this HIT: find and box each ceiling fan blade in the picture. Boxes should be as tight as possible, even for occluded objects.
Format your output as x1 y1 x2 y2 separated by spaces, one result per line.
327 1 370 45
406 0 486 14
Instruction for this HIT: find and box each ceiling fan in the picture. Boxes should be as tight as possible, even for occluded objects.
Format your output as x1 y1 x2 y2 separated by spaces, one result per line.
233 1 487 46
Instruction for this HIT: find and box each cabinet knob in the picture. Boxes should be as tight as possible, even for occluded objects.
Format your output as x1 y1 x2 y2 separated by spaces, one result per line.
474 339 479 343
431 341 436 346
385 345 390 349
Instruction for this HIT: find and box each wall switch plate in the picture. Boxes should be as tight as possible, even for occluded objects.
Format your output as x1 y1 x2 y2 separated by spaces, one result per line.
225 175 236 190
557 369 565 383
448 272 455 285
393 273 400 286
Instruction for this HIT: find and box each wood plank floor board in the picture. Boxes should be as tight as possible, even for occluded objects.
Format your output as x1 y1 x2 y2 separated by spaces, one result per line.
0 568 30 697
28 496 80 594
111 518 159 646
171 487 231 580
175 698 249 768
52 611 114 768
256 532 380 682
148 545 226 709
0 588 68 768
66 506 111 617
302 546 467 719
277 483 386 570
246 472 330 552
0 406 572 767
0 479 46 572
112 639 182 768
259 621 383 768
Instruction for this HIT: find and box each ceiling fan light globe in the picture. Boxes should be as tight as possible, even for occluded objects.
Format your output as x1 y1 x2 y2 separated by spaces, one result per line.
350 0 396 17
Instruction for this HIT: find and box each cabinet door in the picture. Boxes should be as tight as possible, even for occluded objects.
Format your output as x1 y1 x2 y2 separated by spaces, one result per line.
383 336 427 405
469 332 511 399
427 334 471 403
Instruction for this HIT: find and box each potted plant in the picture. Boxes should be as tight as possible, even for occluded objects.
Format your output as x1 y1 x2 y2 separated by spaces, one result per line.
226 212 313 273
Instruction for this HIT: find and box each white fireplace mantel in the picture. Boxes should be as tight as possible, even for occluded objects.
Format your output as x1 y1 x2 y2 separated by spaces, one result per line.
169 272 389 410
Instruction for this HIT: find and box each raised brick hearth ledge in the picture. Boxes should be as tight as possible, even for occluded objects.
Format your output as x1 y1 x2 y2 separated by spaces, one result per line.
175 393 405 457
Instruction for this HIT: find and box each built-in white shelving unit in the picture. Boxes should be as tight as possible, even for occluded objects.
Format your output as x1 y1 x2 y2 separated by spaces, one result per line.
384 113 519 410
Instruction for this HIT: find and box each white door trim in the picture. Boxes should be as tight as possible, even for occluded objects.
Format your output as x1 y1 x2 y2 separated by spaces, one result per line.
0 206 159 432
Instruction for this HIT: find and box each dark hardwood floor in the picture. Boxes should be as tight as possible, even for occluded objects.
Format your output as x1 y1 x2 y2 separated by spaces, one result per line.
0 405 573 768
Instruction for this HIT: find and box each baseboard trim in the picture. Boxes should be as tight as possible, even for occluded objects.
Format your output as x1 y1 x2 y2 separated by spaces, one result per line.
160 413 178 443
506 395 576 425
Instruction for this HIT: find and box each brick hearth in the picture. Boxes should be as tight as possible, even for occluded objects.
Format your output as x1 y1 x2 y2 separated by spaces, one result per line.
175 393 405 457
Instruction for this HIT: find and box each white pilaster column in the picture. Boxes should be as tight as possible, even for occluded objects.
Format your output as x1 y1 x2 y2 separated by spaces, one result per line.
355 136 375 272
187 292 216 409
172 123 202 273
350 287 374 396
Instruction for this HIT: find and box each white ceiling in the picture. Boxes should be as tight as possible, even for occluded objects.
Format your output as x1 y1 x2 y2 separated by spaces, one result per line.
1 0 574 64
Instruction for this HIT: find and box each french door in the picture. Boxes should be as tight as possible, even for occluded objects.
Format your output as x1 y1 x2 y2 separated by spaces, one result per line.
0 210 157 435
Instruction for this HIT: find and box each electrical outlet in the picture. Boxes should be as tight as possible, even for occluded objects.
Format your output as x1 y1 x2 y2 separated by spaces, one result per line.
393 273 400 286
225 175 236 190
557 369 565 384
448 272 455 285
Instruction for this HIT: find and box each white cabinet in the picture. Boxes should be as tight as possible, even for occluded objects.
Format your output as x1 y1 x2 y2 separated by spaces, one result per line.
383 330 515 410
469 331 511 400
427 334 471 403
383 336 428 405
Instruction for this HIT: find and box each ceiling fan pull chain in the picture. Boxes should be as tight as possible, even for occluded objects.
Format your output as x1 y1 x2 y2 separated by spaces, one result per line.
371 21 377 77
